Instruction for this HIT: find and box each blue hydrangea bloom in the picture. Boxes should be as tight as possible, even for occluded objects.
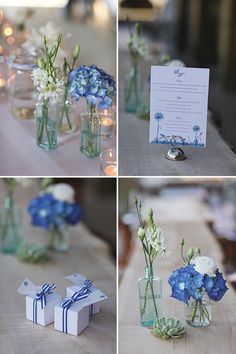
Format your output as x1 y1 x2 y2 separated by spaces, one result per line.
68 64 116 108
168 264 204 304
28 193 82 229
204 270 228 301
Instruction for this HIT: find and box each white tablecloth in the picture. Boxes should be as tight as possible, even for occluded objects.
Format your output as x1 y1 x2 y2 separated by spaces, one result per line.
0 97 116 176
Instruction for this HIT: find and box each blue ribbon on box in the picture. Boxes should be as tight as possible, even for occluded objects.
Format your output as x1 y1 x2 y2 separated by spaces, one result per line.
60 280 92 333
33 283 56 323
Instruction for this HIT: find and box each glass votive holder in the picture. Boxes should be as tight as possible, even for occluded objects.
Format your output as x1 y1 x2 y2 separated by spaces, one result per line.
100 149 117 176
99 107 116 138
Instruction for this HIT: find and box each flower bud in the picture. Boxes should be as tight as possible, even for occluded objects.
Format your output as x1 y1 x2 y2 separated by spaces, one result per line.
148 208 153 218
138 227 145 240
37 58 44 69
180 238 185 247
187 247 194 260
196 247 201 255
72 44 80 61
134 197 138 205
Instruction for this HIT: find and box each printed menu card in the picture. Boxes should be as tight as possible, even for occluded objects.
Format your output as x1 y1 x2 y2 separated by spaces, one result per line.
149 66 210 147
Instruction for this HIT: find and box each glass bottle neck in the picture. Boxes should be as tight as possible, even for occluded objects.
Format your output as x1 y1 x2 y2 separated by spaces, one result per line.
144 266 154 279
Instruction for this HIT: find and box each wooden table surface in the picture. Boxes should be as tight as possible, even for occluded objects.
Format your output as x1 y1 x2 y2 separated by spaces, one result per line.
119 50 236 176
119 216 236 353
0 221 116 354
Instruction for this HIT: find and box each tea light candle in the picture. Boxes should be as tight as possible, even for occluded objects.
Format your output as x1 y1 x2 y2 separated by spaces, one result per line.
104 165 117 176
101 117 113 135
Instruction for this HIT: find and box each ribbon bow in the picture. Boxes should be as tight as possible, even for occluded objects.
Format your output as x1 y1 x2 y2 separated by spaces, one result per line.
33 283 56 323
60 290 90 333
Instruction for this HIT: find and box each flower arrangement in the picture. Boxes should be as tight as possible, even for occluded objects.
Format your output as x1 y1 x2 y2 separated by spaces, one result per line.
68 64 116 157
28 183 82 251
168 238 228 327
135 197 170 326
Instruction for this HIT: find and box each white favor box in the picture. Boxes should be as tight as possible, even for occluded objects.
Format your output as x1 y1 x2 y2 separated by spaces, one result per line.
54 303 90 336
26 292 62 326
66 285 100 315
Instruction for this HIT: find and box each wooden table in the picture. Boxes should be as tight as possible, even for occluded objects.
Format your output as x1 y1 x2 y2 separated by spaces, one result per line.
0 220 116 354
119 220 236 354
119 50 236 176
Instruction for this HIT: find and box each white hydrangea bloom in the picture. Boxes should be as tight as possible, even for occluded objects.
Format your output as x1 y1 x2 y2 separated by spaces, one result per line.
165 59 185 67
47 183 75 203
191 256 217 277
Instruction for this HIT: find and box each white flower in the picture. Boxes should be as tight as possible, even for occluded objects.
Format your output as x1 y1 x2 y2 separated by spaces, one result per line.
146 227 170 257
165 59 185 67
47 183 75 203
191 256 217 277
23 22 60 51
32 68 64 104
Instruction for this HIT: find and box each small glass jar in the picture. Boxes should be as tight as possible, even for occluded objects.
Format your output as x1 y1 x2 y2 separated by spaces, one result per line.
35 99 58 151
57 98 77 134
0 201 22 254
124 65 143 113
138 266 162 327
80 107 101 158
47 224 70 252
98 107 116 138
8 47 37 119
186 294 211 327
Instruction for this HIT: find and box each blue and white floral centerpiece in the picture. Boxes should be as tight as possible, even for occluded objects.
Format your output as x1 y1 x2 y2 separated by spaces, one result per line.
28 183 82 252
68 64 116 158
168 238 228 327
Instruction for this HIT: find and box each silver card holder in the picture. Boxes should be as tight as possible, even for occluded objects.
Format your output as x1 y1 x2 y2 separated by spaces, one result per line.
165 135 187 161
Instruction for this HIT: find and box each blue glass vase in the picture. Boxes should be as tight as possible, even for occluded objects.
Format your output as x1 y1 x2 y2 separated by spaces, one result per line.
138 266 162 327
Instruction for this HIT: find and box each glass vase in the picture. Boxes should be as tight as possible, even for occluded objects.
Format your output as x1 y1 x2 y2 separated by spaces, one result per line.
8 47 37 119
138 267 162 327
57 98 77 134
35 99 58 151
47 224 70 252
124 65 143 113
0 197 22 254
80 107 101 158
186 294 211 327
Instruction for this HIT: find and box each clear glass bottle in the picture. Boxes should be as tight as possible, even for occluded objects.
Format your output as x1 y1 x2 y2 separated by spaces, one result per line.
80 107 101 158
186 294 211 327
47 224 70 252
124 65 143 113
35 99 58 151
138 266 162 327
8 47 37 119
0 196 22 254
57 98 77 134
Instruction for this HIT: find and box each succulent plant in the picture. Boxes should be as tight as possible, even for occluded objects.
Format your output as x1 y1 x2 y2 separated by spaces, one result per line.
151 317 185 340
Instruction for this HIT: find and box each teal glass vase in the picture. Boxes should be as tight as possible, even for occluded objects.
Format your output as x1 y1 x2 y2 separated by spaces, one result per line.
138 266 162 327
36 99 58 150
80 106 101 158
0 196 22 254
124 65 143 113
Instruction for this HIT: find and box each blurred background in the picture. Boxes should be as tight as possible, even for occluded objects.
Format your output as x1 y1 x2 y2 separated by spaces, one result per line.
119 0 236 152
0 178 116 260
119 177 236 291
0 0 116 81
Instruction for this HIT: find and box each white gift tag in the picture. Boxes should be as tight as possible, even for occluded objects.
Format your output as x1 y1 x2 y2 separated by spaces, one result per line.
17 278 42 295
65 273 97 292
